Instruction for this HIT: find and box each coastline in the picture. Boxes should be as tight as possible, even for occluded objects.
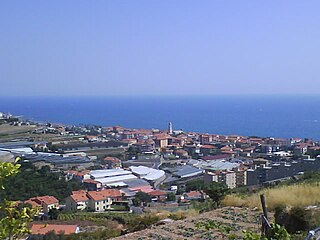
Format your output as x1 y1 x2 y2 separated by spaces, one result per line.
1 95 320 140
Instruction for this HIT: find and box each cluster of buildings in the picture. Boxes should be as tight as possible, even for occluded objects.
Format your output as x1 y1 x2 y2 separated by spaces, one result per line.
0 112 13 120
2 115 320 237
66 189 123 212
2 119 320 190
65 166 169 209
2 118 320 211
102 123 320 189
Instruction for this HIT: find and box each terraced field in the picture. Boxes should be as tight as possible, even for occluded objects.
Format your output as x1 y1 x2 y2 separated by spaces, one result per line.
113 207 262 240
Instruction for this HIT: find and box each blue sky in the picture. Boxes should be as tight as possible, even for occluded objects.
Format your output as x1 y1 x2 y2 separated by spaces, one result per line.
1 1 320 96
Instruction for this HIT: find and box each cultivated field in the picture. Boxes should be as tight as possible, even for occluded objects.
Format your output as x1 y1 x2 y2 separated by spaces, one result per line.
113 207 261 240
0 124 37 135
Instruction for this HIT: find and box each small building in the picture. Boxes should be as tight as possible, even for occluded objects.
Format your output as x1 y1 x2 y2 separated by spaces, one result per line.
66 170 91 182
102 156 122 168
149 190 167 202
25 195 59 214
83 179 103 191
182 191 205 201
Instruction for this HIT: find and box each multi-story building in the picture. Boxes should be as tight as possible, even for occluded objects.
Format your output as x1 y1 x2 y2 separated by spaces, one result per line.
65 189 123 212
204 170 237 189
246 158 320 186
86 189 122 212
235 169 247 187
65 190 89 211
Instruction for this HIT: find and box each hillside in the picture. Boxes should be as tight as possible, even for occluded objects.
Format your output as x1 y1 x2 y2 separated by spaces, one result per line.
113 207 261 240
223 182 320 210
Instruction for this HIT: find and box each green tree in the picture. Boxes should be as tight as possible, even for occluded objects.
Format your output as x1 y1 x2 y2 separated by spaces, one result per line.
0 161 20 189
0 163 82 201
0 160 37 239
186 179 205 191
203 182 229 206
287 207 311 233
132 192 151 206
48 208 60 220
166 192 176 202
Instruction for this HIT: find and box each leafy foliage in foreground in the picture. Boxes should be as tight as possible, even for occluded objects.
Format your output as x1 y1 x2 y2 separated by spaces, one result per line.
0 160 37 239
243 223 290 240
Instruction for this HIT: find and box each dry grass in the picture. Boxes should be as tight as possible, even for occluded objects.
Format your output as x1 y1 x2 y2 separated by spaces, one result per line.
222 183 320 210
0 124 37 134
151 209 199 220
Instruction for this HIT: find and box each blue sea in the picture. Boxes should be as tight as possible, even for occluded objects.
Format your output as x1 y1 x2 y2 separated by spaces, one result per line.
0 95 320 140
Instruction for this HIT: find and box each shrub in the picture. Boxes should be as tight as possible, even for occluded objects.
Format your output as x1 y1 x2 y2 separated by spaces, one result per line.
274 206 312 234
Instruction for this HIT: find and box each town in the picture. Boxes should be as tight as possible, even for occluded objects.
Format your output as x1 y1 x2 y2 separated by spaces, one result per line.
1 112 320 239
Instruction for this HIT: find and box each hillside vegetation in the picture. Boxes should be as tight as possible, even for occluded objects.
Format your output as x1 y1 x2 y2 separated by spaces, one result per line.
223 183 320 210
0 163 81 201
223 171 320 210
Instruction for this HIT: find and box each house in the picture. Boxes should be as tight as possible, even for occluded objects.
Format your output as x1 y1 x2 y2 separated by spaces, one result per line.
102 156 122 168
25 196 59 214
154 136 168 150
65 190 89 211
129 185 154 194
83 179 103 191
66 170 91 182
87 189 122 212
182 191 205 201
199 134 213 144
30 224 79 235
175 149 189 158
149 190 167 202
200 145 217 155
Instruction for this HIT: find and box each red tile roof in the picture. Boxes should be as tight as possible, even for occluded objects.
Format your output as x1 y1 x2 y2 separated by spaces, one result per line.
149 190 167 197
87 189 122 201
201 145 217 149
83 179 101 185
129 185 154 193
26 196 59 206
25 199 41 208
70 190 89 202
67 170 90 177
185 191 202 198
103 157 121 163
31 224 78 235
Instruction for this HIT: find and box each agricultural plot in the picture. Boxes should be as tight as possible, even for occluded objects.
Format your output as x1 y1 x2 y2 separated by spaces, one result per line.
113 207 261 240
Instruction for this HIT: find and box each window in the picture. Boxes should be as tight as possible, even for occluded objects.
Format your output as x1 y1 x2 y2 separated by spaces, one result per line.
97 207 99 211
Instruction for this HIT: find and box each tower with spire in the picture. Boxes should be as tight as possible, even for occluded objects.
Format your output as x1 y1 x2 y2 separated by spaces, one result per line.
168 122 173 134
